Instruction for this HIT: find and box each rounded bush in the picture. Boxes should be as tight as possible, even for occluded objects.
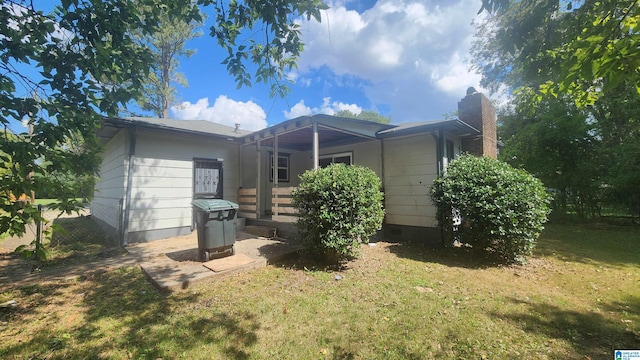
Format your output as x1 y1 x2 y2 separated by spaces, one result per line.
292 163 384 261
430 154 551 263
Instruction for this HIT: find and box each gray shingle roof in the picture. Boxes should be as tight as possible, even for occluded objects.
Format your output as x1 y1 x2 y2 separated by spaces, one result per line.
103 116 252 138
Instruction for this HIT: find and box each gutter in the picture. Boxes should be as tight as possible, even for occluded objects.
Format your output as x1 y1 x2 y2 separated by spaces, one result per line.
122 126 137 246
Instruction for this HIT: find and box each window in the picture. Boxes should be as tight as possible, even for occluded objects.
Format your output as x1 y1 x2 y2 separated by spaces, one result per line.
269 152 290 183
319 152 352 168
193 159 222 198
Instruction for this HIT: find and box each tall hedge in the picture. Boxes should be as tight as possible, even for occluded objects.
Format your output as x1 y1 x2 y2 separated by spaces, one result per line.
292 164 384 260
430 154 551 262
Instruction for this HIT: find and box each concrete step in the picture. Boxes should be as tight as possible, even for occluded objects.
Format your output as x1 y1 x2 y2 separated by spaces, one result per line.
244 225 277 238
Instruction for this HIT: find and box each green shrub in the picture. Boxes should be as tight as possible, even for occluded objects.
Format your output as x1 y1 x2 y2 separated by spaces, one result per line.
292 164 384 261
430 154 551 263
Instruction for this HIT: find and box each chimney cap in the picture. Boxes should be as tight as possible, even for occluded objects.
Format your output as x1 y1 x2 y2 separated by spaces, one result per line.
466 87 478 96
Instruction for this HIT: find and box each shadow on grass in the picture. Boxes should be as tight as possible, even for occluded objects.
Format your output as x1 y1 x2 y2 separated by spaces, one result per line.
1 267 260 359
272 250 350 273
272 240 505 271
385 241 505 269
491 296 640 359
536 223 640 267
0 282 72 327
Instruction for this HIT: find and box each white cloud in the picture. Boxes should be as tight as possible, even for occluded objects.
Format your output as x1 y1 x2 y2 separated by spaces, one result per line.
431 52 483 95
284 98 363 119
284 100 313 119
171 96 267 131
295 0 486 121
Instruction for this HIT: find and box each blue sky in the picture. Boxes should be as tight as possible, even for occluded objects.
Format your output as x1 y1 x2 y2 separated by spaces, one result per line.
12 0 490 132
171 0 489 131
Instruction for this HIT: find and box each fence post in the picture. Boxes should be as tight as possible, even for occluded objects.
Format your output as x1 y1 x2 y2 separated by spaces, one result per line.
35 204 43 254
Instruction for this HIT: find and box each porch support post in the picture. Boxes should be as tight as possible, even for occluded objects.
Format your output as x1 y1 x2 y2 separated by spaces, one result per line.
312 120 319 169
273 134 279 219
273 134 279 188
256 140 261 218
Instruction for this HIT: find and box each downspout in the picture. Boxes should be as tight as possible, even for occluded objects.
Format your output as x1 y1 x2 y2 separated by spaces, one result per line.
312 120 319 169
431 129 444 176
122 126 137 246
431 129 445 245
379 137 386 230
379 137 385 186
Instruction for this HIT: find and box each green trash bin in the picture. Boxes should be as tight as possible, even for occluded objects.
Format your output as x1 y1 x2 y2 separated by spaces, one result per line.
192 199 239 261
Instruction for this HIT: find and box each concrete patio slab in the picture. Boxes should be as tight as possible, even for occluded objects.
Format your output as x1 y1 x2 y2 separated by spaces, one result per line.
126 231 301 292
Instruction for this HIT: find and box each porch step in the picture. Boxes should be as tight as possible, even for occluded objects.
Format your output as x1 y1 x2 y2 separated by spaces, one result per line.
244 225 277 238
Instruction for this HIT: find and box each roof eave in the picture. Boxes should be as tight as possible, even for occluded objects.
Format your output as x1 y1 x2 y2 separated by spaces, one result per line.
376 119 481 139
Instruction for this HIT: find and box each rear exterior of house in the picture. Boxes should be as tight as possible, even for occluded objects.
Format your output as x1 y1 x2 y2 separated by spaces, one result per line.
93 117 247 245
92 91 496 244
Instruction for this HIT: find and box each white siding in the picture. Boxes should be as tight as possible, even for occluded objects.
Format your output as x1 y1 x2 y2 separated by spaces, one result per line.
126 130 240 234
91 130 128 230
319 140 383 177
383 134 438 227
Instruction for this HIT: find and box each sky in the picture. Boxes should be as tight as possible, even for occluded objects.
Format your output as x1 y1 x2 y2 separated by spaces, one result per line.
169 0 490 131
9 0 492 133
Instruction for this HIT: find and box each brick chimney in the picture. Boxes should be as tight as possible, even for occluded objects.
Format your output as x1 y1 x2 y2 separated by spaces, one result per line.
458 87 497 159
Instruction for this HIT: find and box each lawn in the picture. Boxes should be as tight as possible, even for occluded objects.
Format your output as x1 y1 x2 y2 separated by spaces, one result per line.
1 223 638 359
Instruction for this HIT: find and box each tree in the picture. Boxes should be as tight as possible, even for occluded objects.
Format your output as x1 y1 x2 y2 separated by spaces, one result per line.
498 96 603 219
1 0 327 238
473 0 640 221
590 82 640 220
130 1 203 118
476 0 640 106
334 109 391 124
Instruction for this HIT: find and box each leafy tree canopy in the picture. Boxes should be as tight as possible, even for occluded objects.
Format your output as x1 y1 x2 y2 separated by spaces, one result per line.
1 0 327 237
474 0 640 220
474 0 639 106
334 109 391 124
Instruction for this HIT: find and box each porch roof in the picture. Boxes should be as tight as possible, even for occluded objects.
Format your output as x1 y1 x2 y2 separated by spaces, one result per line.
377 119 480 138
241 114 395 151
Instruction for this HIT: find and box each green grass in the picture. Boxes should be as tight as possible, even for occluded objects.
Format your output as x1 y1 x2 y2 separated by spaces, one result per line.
1 223 639 359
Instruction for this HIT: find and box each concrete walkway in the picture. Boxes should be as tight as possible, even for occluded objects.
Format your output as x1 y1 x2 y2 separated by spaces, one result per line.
1 230 301 292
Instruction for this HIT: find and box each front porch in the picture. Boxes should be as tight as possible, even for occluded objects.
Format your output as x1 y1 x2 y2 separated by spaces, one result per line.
237 114 391 221
238 187 299 238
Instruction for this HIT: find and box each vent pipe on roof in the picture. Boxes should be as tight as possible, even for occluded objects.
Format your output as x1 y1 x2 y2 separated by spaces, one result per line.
234 123 240 133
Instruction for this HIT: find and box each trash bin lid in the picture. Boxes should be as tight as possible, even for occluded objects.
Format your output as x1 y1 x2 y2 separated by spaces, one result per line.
192 198 239 212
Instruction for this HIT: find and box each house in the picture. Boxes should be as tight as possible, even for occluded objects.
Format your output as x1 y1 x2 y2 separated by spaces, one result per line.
92 90 496 245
